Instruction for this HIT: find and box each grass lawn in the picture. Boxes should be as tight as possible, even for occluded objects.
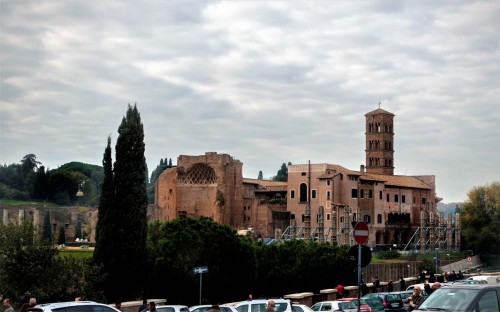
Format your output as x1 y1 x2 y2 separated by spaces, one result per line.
58 247 94 259
0 199 59 207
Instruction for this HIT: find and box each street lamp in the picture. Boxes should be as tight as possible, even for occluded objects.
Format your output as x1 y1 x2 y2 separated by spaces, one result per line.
435 248 439 274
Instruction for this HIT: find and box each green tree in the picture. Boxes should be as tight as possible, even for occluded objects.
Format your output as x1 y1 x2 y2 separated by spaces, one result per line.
42 211 52 242
33 165 49 200
272 163 289 182
95 104 148 301
461 181 500 255
75 220 82 239
0 221 106 305
146 217 257 305
58 226 66 245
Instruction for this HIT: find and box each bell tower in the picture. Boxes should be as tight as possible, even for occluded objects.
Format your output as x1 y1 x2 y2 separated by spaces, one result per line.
365 106 395 175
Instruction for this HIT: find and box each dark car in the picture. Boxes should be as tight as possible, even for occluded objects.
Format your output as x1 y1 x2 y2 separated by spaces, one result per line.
362 298 384 312
362 293 404 312
414 284 500 312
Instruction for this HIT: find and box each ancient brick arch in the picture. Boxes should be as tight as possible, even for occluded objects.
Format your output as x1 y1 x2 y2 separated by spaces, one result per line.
177 163 217 184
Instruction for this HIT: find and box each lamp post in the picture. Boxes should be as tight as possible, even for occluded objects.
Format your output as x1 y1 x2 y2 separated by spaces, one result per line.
435 248 439 274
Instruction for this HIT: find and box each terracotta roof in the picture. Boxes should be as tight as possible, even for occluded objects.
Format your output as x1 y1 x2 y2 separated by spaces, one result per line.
243 178 288 188
316 164 359 178
360 173 432 189
365 108 394 116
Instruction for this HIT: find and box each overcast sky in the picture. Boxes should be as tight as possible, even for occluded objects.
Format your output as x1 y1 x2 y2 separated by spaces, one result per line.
1 1 499 203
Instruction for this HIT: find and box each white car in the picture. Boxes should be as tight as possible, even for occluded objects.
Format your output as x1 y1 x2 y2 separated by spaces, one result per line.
190 304 238 312
28 301 121 312
310 300 357 312
292 304 314 312
235 299 293 312
157 305 189 312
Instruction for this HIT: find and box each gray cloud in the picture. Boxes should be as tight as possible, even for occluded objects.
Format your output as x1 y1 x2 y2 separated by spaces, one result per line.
1 0 499 203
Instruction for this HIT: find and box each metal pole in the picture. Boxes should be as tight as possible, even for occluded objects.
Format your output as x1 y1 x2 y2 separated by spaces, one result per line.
199 273 202 305
357 244 361 312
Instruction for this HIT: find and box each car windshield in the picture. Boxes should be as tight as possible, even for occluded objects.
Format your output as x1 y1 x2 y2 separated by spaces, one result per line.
339 302 355 309
417 288 480 311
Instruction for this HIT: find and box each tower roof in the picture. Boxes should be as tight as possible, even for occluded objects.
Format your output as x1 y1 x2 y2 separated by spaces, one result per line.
365 108 394 116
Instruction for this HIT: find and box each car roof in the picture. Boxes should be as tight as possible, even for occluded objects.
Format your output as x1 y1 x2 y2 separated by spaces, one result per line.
436 284 500 290
158 305 188 308
236 299 289 305
29 302 119 312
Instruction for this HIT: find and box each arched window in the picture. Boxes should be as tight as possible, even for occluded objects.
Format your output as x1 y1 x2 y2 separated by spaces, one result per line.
299 183 308 203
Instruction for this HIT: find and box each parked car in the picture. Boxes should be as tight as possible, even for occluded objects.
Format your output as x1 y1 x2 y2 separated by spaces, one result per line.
28 301 121 312
158 305 189 312
292 304 314 312
362 298 384 312
362 293 404 312
310 300 357 312
414 284 500 312
234 299 292 312
337 298 371 312
190 304 237 312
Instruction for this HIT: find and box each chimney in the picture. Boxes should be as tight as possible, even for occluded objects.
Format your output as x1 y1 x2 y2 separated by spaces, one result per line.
360 164 365 173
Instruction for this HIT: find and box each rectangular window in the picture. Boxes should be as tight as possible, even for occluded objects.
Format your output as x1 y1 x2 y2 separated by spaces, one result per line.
327 180 331 186
352 189 358 198
327 191 331 200
326 213 331 221
360 190 364 199
291 214 295 220
380 191 383 199
291 190 295 199
395 194 399 202
377 214 382 224
301 214 305 222
402 195 406 203
312 190 317 199
369 190 373 198
422 197 426 205
387 194 390 202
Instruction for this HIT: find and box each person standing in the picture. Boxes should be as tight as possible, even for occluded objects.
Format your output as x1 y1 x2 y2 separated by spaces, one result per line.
3 298 14 312
20 298 37 312
405 286 424 311
264 300 275 312
399 277 406 291
149 302 157 312
373 277 380 293
388 281 394 292
335 284 344 299
138 299 148 312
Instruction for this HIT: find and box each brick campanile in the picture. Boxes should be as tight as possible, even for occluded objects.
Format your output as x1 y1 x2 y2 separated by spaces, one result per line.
365 107 395 175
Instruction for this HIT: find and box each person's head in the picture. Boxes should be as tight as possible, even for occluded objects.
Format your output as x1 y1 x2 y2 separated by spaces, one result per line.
149 302 156 310
143 299 147 305
413 286 422 295
432 282 441 289
115 302 122 309
3 298 11 307
267 300 275 309
75 297 81 301
29 298 36 305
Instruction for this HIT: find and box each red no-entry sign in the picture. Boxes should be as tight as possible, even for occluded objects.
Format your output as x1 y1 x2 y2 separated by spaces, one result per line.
354 222 369 245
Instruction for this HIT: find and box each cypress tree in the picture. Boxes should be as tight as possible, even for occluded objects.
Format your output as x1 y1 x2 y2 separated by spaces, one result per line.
75 220 82 239
95 104 148 301
57 226 66 245
42 211 52 242
94 136 114 265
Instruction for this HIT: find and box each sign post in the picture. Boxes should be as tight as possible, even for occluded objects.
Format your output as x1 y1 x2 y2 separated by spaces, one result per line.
193 266 208 305
354 222 369 312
